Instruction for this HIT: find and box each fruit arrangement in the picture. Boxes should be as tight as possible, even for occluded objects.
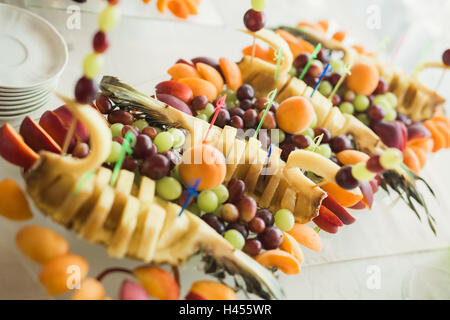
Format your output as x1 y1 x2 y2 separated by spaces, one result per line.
0 0 449 300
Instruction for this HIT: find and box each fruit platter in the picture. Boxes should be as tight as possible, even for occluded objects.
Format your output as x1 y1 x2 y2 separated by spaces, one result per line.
0 0 449 300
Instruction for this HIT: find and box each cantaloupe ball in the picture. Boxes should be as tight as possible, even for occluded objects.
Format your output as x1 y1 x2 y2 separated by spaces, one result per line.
179 144 226 191
276 96 315 134
346 62 380 96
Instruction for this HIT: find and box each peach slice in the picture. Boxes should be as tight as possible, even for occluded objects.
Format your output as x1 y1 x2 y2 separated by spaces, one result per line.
287 223 322 252
403 147 421 174
155 80 193 104
0 179 33 221
424 120 445 152
219 57 242 92
280 232 304 264
53 106 90 143
407 137 434 154
72 278 105 300
321 182 363 208
254 249 301 275
409 146 427 169
39 254 89 296
336 150 370 166
168 0 190 19
39 110 76 151
19 117 61 154
179 78 218 102
196 62 224 93
168 63 201 81
179 144 226 191
133 266 180 300
0 123 39 170
186 281 237 300
16 225 70 264
184 0 200 15
157 0 169 13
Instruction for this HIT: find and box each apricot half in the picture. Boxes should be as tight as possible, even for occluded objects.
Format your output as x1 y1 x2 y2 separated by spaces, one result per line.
346 61 379 96
276 96 315 134
179 144 226 191
186 281 237 300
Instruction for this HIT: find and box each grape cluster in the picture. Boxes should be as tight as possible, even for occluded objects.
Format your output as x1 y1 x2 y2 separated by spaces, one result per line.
293 49 331 88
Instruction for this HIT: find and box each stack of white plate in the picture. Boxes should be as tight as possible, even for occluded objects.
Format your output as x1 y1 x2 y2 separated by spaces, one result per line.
0 3 68 120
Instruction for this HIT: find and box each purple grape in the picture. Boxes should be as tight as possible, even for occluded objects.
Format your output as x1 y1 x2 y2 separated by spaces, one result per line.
335 165 360 190
230 115 244 129
122 157 138 172
243 9 266 32
256 209 274 227
243 109 258 129
191 95 208 111
368 104 386 122
240 99 253 111
292 135 312 149
258 226 283 250
96 95 113 114
108 110 134 125
212 109 230 128
226 222 249 239
227 179 245 204
373 79 388 95
237 84 255 101
75 77 98 104
202 213 225 235
229 107 245 118
330 135 352 153
293 53 310 69
243 238 262 256
140 154 170 180
314 127 331 143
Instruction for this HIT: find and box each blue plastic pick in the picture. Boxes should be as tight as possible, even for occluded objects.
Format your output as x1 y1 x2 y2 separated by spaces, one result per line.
311 63 332 97
178 178 201 217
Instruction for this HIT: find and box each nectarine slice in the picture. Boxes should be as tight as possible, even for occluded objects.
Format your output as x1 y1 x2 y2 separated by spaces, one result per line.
276 96 315 134
433 121 450 148
346 62 380 96
280 232 304 264
133 266 180 300
254 249 301 275
336 150 370 165
168 0 190 19
0 123 39 170
219 57 242 92
19 117 61 154
332 30 347 42
403 147 421 174
157 0 169 13
179 144 226 191
187 281 237 300
409 146 427 169
168 63 201 81
424 120 445 152
287 223 322 252
184 0 199 15
407 137 434 154
196 62 224 93
179 78 218 102
321 182 363 208
0 179 33 221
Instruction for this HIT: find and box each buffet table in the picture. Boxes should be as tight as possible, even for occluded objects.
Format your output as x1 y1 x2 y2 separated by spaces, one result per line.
0 0 449 299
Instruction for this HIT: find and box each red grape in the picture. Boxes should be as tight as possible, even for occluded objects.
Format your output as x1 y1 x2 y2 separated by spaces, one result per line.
238 196 257 223
256 209 274 227
308 62 323 78
443 49 450 66
253 97 268 111
122 157 138 172
314 127 331 143
221 203 239 223
243 238 262 256
303 74 318 87
248 217 266 234
332 94 341 106
317 49 329 64
335 165 360 190
237 84 255 101
227 179 246 204
202 213 225 235
240 99 253 111
108 110 134 125
373 79 388 95
366 155 384 173
122 125 139 138
213 109 230 128
280 143 296 162
95 95 113 114
133 134 153 159
75 77 98 104
226 222 249 239
243 109 258 129
343 90 356 102
269 101 279 113
328 73 341 87
243 9 266 32
72 143 89 158
330 135 352 153
160 150 181 170
113 136 124 145
140 154 170 180
293 53 310 69
368 104 386 122
229 108 245 118
293 135 312 149
142 126 158 140
258 226 283 250
93 31 109 54
230 115 244 129
191 95 208 111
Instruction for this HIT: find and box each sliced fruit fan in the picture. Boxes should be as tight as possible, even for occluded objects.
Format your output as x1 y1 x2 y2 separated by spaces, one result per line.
0 0 449 300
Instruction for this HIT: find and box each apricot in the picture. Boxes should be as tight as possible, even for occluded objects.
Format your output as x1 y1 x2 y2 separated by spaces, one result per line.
433 121 450 148
184 0 200 15
39 254 89 295
275 29 315 57
179 144 226 191
287 223 322 252
403 147 421 174
157 0 169 13
280 232 304 264
409 146 427 169
332 30 347 42
254 249 301 275
71 278 105 300
168 63 201 81
424 120 445 152
179 78 218 102
317 20 329 32
0 179 33 221
346 62 380 96
336 150 370 165
187 281 237 300
168 0 190 19
242 44 274 62
276 96 315 134
321 182 363 208
133 266 179 300
407 137 434 153
16 225 70 264
196 62 224 93
219 57 242 92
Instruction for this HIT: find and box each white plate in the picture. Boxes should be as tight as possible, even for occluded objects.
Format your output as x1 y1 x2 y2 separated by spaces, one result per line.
0 98 48 119
0 91 50 109
0 3 68 89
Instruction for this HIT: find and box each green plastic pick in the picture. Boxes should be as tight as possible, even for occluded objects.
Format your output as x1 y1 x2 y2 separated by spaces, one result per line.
73 170 95 195
328 63 352 102
254 88 277 139
299 43 322 80
110 131 136 187
273 47 283 81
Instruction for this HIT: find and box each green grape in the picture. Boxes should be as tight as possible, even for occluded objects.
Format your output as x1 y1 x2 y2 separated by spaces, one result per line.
373 95 391 111
271 129 285 144
98 5 120 32
202 103 215 118
300 127 315 139
319 81 333 96
339 102 355 114
188 202 201 216
274 209 295 231
357 113 370 126
169 128 185 149
105 141 121 163
384 107 397 121
196 113 208 121
251 0 267 11
380 148 403 169
110 123 124 138
384 92 398 108
133 119 149 132
83 53 104 79
354 95 370 112
197 190 219 213
316 143 332 159
224 229 245 250
309 113 318 128
156 177 182 201
225 91 237 105
330 59 345 74
351 163 375 182
170 165 181 182
227 100 237 109
153 132 174 152
211 185 229 204
288 67 297 77
213 205 223 217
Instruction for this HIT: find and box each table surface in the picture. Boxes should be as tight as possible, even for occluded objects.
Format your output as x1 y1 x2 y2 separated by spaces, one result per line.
0 0 449 300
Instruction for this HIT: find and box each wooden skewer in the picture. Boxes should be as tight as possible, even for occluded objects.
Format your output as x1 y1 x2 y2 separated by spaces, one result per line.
250 35 256 67
61 118 76 155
